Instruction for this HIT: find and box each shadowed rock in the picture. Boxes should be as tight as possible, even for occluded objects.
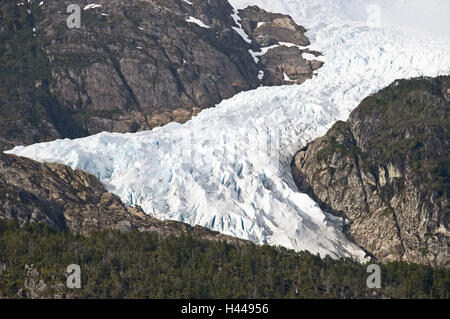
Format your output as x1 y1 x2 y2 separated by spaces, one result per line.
0 152 249 246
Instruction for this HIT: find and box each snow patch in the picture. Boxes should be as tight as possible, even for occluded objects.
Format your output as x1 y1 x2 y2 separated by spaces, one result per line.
256 22 265 28
186 16 210 29
231 8 252 44
83 3 102 11
258 70 264 81
283 73 295 82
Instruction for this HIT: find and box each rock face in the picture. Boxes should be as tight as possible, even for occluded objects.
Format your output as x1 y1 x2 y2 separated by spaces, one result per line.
0 0 322 151
0 152 247 245
238 5 310 47
259 46 322 86
238 5 323 86
292 76 449 267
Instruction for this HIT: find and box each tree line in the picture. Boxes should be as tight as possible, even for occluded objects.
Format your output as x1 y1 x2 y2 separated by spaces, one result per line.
0 220 448 299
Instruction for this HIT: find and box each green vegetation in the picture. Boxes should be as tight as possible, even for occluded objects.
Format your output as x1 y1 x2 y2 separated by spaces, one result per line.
0 220 448 299
315 136 350 162
315 121 366 163
315 77 449 202
353 77 449 198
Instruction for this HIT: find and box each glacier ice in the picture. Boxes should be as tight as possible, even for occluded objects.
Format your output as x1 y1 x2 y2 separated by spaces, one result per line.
7 0 450 261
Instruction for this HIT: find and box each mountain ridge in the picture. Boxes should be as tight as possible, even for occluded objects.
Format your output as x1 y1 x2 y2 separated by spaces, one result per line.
0 0 322 151
0 152 249 246
292 76 450 267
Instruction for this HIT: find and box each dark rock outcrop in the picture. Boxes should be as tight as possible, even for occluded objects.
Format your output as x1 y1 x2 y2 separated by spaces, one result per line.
292 76 449 267
0 0 322 151
238 5 310 47
0 152 248 245
238 5 324 86
260 46 323 86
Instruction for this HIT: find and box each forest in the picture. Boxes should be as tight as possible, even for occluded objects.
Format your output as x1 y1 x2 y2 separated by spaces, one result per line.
0 220 448 299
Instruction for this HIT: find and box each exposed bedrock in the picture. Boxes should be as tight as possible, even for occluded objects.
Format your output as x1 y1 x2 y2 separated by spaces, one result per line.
0 0 323 151
292 76 450 267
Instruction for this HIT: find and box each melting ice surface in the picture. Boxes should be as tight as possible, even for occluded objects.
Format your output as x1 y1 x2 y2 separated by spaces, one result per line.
8 0 450 261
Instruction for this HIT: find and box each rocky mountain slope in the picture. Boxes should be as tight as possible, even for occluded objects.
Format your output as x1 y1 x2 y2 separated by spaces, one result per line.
292 76 450 267
0 152 247 245
0 0 322 151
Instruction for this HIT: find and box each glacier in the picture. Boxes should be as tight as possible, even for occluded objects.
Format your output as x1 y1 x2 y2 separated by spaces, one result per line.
7 0 450 261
